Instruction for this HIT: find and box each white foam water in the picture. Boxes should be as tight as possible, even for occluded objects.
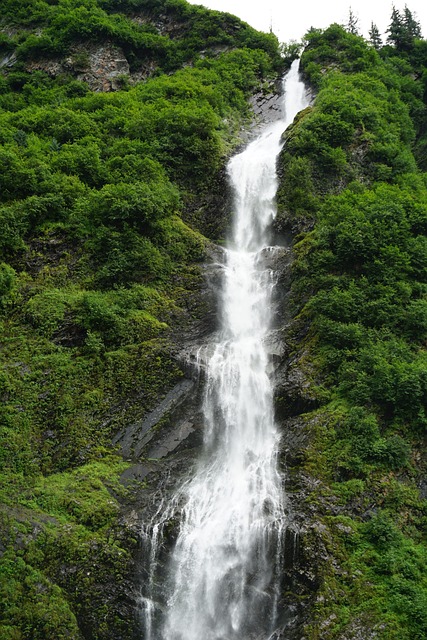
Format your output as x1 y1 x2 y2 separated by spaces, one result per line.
142 59 309 640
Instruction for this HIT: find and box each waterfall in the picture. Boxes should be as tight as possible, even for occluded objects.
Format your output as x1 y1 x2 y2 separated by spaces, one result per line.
142 59 309 640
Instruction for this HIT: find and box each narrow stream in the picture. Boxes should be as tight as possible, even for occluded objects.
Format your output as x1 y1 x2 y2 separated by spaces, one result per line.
142 59 309 640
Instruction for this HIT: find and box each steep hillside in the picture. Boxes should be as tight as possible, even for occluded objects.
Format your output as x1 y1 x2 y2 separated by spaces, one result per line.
0 2 281 638
0 0 280 80
2 3 426 639
275 23 427 640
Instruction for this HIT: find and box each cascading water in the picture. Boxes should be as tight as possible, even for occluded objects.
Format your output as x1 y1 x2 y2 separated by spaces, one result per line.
142 59 309 640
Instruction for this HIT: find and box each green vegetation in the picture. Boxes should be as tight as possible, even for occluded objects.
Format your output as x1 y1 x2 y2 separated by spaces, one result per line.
1 0 426 637
0 0 280 637
277 19 427 640
0 0 280 72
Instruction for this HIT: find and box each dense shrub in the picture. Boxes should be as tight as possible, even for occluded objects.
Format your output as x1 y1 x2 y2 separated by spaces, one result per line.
0 2 281 637
282 24 427 639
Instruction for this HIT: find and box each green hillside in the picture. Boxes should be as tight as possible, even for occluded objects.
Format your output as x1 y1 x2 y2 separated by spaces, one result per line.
277 18 427 639
0 1 426 639
0 1 280 638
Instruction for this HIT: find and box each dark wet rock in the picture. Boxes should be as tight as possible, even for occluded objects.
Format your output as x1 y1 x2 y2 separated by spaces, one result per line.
120 463 154 487
257 245 291 270
182 166 233 241
264 328 286 359
334 619 385 639
183 246 227 341
250 91 283 123
274 352 320 419
146 418 200 460
418 478 427 499
279 416 310 470
112 379 197 460
249 77 284 126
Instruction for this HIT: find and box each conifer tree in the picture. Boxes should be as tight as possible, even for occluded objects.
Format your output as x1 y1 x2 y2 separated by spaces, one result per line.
387 4 422 50
403 5 422 39
369 22 382 49
347 7 359 35
387 5 405 48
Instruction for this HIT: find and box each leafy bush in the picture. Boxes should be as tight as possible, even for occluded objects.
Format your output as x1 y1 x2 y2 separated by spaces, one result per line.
0 263 16 307
0 554 80 640
285 23 427 639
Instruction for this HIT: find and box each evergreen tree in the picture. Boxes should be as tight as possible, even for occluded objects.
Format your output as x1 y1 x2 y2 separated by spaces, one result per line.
403 5 422 39
387 5 405 48
387 4 422 50
369 22 382 49
347 7 359 35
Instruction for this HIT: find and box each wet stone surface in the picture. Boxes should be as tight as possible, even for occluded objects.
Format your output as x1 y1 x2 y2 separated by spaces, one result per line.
112 379 197 460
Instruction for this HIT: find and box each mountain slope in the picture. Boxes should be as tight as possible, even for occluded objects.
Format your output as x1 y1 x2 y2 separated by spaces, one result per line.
275 23 427 640
0 2 281 638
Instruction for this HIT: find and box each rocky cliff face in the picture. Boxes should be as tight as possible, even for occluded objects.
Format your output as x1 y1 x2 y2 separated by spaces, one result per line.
0 3 285 636
115 241 319 640
26 41 136 91
109 90 332 639
0 3 335 637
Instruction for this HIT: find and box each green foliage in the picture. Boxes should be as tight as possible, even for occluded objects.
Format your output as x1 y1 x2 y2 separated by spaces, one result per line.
386 5 422 51
20 459 127 530
293 178 427 433
287 23 427 640
307 506 427 639
0 554 80 640
24 284 171 347
280 40 303 67
89 226 172 287
0 263 16 307
0 2 282 636
0 0 280 74
302 23 379 83
281 32 418 206
369 22 382 50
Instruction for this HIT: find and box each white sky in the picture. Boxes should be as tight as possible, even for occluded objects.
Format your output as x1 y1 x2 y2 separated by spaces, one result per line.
187 0 427 44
